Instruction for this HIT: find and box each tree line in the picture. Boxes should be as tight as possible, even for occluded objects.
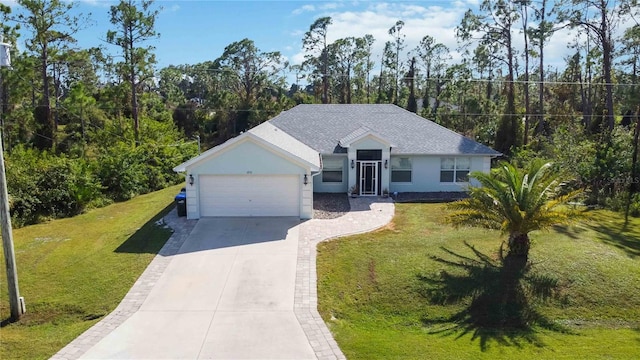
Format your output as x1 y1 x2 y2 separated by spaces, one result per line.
0 0 639 225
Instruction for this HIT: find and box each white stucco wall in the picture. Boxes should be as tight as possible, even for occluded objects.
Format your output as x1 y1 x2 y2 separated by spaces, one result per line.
314 155 349 193
389 155 489 193
183 138 313 219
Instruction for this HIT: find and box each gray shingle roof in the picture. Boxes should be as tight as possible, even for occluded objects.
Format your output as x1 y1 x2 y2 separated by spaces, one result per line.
269 104 501 156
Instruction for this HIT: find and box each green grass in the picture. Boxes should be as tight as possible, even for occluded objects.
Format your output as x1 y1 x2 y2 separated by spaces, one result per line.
317 203 640 359
0 185 181 360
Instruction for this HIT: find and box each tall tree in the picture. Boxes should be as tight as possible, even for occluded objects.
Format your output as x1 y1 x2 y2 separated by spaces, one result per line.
388 20 405 105
620 24 640 111
406 57 417 113
562 0 638 131
415 35 450 116
303 17 332 104
15 0 85 150
328 37 363 104
529 0 557 136
353 34 375 103
107 0 159 144
458 0 520 155
214 38 285 105
213 38 286 132
518 0 532 145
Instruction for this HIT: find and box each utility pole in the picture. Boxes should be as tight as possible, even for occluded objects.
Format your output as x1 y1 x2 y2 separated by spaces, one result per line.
0 35 25 322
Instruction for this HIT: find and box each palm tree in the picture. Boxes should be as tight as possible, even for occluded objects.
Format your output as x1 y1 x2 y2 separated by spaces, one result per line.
447 160 581 271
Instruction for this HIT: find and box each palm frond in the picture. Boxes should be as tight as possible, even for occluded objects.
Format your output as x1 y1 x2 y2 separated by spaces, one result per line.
447 160 583 236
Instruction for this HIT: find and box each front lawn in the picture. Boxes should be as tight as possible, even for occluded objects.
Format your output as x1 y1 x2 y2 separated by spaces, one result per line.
317 203 640 359
0 185 181 360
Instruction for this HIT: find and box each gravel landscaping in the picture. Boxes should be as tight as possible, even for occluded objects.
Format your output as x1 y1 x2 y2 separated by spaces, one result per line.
313 193 350 219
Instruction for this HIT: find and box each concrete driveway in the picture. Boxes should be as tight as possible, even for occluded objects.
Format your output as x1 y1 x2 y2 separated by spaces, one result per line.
80 217 315 360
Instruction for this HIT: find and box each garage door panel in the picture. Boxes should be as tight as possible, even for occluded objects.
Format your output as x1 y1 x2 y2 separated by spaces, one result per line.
199 175 299 217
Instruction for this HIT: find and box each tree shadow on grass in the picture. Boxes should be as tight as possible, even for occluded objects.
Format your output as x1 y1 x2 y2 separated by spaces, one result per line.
417 242 570 351
586 220 640 258
552 224 587 240
115 203 175 254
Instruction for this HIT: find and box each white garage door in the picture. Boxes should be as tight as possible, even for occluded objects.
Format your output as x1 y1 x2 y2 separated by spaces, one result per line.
199 175 300 217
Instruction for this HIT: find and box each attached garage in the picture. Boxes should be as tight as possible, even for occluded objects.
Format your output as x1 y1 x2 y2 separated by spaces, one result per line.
199 175 300 217
174 122 320 220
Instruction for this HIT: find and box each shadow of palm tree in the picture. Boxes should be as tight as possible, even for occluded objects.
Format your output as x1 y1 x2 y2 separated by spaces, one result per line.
417 241 570 351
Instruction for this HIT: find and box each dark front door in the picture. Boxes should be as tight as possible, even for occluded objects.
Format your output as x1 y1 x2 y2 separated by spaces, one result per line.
356 149 382 196
359 161 379 196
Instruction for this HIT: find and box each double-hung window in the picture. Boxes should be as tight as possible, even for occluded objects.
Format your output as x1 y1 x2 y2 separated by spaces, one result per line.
440 157 471 183
322 159 344 183
391 157 412 183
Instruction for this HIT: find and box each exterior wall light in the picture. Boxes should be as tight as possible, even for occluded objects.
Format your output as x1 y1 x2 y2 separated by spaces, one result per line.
189 174 194 186
351 159 355 169
303 174 308 185
384 159 388 169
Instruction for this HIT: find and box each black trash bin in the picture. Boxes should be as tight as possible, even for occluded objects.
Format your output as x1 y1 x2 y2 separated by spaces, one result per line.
175 191 187 217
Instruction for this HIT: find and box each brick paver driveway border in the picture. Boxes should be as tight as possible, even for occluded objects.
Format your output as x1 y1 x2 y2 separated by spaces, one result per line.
52 196 394 360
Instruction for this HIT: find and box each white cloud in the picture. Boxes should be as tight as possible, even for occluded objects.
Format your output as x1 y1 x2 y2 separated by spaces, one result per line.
319 2 343 11
292 4 316 16
289 2 469 69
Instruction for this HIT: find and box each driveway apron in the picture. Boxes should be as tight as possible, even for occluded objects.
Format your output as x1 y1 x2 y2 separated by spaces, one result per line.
79 217 315 360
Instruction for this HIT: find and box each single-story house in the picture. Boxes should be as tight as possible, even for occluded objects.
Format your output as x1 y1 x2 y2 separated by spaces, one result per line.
173 104 501 219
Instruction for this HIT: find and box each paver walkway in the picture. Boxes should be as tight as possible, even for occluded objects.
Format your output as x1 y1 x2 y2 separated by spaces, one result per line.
51 196 394 360
295 196 395 360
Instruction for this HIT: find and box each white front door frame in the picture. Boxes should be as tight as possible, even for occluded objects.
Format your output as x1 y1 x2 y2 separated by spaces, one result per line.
359 161 379 196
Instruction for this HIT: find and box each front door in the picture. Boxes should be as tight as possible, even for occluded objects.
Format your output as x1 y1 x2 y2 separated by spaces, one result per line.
359 161 378 196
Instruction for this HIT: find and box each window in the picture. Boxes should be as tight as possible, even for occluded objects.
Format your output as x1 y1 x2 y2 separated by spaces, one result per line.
440 157 471 183
357 149 382 160
391 157 412 183
322 159 344 183
322 170 342 182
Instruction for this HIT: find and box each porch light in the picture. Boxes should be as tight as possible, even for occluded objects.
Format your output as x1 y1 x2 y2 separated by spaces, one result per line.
303 174 308 185
384 159 388 169
189 174 194 186
351 159 355 169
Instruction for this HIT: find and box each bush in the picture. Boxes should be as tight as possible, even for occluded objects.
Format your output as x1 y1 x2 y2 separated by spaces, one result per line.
606 192 640 217
5 146 105 226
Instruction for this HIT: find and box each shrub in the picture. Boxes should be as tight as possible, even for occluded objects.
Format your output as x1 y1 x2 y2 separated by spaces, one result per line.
5 146 105 226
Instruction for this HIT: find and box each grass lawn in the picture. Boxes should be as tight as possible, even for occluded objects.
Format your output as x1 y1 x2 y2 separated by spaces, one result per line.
317 203 640 359
0 185 181 360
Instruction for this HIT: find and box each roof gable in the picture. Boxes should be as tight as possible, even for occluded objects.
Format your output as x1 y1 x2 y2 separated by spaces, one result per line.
173 122 320 173
338 126 395 148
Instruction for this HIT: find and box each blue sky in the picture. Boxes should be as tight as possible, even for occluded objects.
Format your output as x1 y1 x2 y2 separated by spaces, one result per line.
2 0 633 84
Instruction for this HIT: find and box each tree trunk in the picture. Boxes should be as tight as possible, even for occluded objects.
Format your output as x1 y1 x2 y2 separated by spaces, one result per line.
36 45 54 150
536 0 546 137
626 107 640 222
322 41 329 104
601 2 615 132
522 5 530 145
128 24 139 144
